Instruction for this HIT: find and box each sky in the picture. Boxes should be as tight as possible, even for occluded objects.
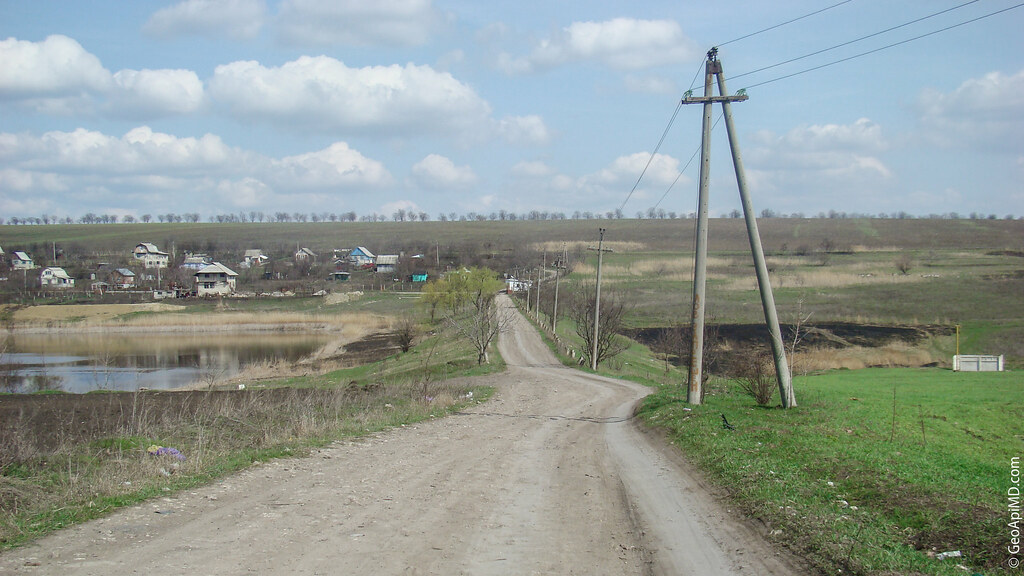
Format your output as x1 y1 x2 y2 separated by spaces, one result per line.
1 0 1022 222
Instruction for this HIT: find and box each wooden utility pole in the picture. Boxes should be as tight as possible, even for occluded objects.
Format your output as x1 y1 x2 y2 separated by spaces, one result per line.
551 243 567 334
682 48 796 408
589 228 608 370
535 252 545 322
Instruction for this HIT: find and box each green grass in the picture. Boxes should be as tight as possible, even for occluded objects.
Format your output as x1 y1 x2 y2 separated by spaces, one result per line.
638 368 1023 575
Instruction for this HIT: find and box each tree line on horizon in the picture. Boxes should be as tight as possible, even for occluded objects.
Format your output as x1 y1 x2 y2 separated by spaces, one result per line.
1 208 1018 226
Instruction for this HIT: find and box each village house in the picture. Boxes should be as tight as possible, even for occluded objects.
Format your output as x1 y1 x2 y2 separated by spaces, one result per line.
375 254 399 274
180 253 213 270
348 247 376 268
505 277 532 293
133 243 169 269
194 262 238 296
110 268 136 289
40 267 75 288
11 251 34 270
329 271 351 282
239 249 269 269
294 247 317 262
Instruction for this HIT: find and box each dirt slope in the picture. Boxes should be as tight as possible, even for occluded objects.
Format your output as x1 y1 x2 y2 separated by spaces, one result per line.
0 296 806 575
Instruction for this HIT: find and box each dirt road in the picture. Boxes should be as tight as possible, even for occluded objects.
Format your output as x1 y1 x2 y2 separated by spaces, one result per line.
1 296 805 575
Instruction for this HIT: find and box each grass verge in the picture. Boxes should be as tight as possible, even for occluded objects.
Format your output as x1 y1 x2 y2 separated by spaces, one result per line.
637 367 1022 575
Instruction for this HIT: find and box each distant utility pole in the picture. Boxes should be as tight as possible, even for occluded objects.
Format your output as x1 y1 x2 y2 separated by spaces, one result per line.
551 243 567 334
535 252 545 322
682 48 796 408
588 228 612 370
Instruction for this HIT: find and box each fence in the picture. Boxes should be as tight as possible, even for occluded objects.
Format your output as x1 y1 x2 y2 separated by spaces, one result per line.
953 354 1004 372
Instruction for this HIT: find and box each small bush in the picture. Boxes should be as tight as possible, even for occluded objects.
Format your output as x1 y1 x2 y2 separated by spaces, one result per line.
734 351 776 406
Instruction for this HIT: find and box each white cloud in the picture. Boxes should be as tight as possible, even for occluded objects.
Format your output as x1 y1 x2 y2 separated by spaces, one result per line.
748 119 890 175
917 69 1024 149
0 127 238 177
500 18 698 74
111 69 205 117
0 127 392 216
0 168 67 193
0 36 207 119
511 160 555 178
507 152 683 209
215 177 272 208
380 199 422 217
410 154 477 190
270 142 393 190
585 152 682 188
743 119 894 212
278 0 441 46
144 0 266 40
208 56 492 136
624 74 677 95
496 115 552 146
0 35 111 99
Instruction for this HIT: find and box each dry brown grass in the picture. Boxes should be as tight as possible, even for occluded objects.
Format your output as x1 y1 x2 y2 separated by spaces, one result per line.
0 380 480 547
9 303 182 324
9 303 389 335
791 342 939 373
573 256 734 284
531 240 648 253
721 266 930 291
849 244 903 253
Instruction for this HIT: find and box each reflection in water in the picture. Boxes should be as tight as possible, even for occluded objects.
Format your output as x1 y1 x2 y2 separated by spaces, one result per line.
0 332 332 394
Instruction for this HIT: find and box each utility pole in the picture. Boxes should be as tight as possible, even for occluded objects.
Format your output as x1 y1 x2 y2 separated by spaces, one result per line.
535 252 545 322
682 48 796 408
686 49 717 405
552 243 567 334
589 228 609 370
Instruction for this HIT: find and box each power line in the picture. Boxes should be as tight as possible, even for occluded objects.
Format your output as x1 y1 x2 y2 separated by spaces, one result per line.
622 0 1021 215
740 2 1024 91
618 100 683 212
717 0 855 47
729 0 981 82
633 0 860 213
651 114 723 212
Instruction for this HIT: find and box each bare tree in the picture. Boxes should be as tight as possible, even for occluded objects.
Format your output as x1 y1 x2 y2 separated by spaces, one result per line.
437 267 512 365
445 298 513 365
656 322 721 400
788 299 812 376
568 286 629 368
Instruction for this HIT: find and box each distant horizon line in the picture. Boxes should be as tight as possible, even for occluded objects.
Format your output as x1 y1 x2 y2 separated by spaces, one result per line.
1 209 1020 226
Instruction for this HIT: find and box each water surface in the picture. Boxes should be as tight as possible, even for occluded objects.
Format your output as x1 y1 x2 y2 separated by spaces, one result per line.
0 332 333 394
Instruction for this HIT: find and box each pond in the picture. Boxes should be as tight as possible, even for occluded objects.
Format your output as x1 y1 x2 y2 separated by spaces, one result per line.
0 332 334 394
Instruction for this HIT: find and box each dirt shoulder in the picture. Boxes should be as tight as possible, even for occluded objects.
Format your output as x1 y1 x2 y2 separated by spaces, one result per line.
0 296 807 575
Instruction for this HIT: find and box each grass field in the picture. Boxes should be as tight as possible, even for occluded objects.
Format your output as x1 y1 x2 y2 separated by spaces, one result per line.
638 368 1023 575
1 217 1021 258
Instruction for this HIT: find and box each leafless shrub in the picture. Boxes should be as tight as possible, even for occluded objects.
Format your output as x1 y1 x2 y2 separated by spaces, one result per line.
894 253 914 275
395 315 418 353
734 350 776 406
